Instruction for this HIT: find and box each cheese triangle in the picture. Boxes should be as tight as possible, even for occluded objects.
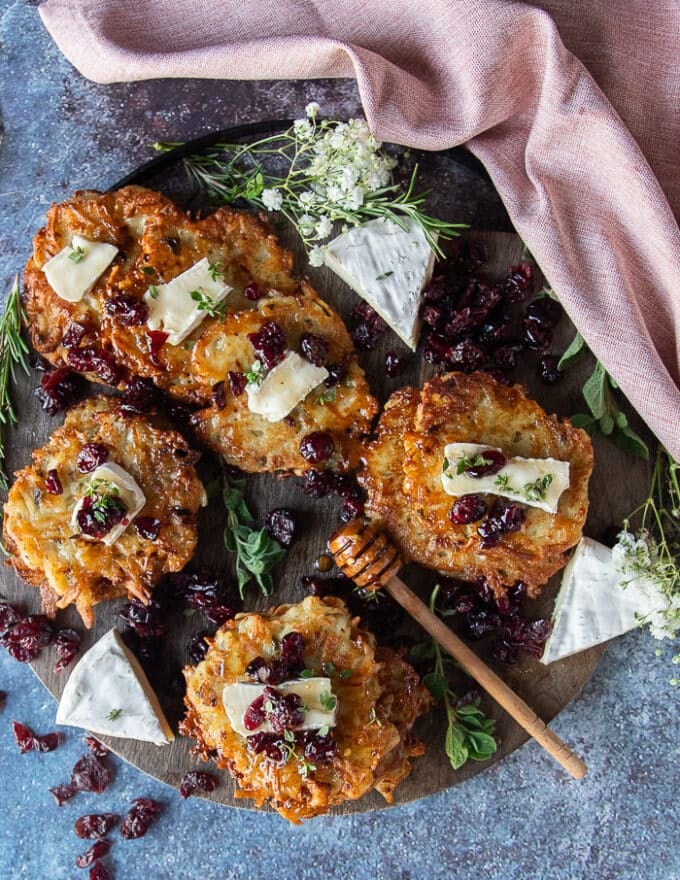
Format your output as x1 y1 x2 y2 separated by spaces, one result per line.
56 628 174 746
323 218 436 350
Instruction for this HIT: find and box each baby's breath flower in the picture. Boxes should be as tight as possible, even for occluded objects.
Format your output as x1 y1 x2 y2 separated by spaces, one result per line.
305 102 320 119
293 119 314 141
315 216 332 239
308 245 325 267
261 187 283 211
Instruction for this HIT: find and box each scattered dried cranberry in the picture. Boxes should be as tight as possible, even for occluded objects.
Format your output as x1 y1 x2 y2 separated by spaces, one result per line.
299 431 334 464
227 371 248 397
74 813 120 839
538 355 563 384
0 601 22 631
243 693 266 731
67 346 121 385
300 333 328 367
133 517 161 540
263 685 305 733
70 754 112 794
211 381 226 410
76 839 112 869
62 322 87 349
384 350 407 377
12 720 60 753
147 330 169 366
36 366 84 415
302 468 332 498
45 469 63 495
179 770 218 799
54 628 81 673
477 498 526 548
76 443 109 473
502 262 533 303
119 798 161 839
1 614 54 663
449 494 487 525
119 377 159 415
265 508 299 547
89 862 111 880
171 569 235 622
350 302 386 350
119 598 167 639
204 603 235 626
84 737 109 757
523 318 552 350
340 497 364 522
325 358 349 387
248 321 287 371
76 492 127 540
465 448 506 478
105 294 149 326
50 784 76 806
493 344 521 371
280 631 305 671
247 732 285 762
525 296 562 328
187 631 210 664
301 729 337 763
243 281 266 300
447 339 487 372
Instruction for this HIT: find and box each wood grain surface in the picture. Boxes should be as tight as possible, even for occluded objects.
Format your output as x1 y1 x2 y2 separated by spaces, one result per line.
0 142 651 814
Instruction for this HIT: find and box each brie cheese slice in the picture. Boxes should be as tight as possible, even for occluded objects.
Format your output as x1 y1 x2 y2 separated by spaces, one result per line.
441 442 570 514
246 351 328 423
72 462 146 546
323 218 436 350
42 235 118 303
223 677 337 738
56 628 174 746
144 257 232 345
541 537 668 664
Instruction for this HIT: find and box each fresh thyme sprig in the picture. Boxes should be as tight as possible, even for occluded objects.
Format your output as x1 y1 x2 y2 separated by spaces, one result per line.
410 585 497 770
222 469 287 598
0 276 29 491
189 289 227 319
155 107 466 262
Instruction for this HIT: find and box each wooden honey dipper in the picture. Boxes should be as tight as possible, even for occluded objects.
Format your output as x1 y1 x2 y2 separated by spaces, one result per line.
328 518 587 779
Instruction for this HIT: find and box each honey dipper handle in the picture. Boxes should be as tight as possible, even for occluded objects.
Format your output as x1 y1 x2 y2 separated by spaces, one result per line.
385 575 587 779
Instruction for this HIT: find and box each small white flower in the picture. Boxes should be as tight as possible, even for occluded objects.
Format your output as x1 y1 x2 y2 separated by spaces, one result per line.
309 245 325 267
305 102 320 119
315 216 332 239
293 119 314 141
261 188 283 211
298 213 316 237
299 190 315 206
344 186 365 211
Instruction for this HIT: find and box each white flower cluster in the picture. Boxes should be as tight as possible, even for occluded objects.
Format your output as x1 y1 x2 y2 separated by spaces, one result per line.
259 105 398 266
613 529 680 642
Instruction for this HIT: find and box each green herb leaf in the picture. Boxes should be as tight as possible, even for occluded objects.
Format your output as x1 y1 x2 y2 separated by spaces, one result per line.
148 285 160 299
582 360 607 419
557 330 586 371
189 288 227 319
316 387 336 405
107 708 122 721
445 721 468 769
208 260 225 281
319 691 337 712
422 671 447 699
569 413 596 432
376 270 394 280
245 360 267 386
455 452 491 475
0 276 29 491
524 473 553 502
299 668 316 679
69 245 86 264
142 266 156 277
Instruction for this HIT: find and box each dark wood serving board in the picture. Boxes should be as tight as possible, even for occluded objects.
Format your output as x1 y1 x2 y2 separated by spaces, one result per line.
0 137 652 814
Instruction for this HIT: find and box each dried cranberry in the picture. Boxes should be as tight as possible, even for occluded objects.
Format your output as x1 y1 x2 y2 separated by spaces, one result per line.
74 813 120 839
49 784 76 806
523 318 552 350
350 302 386 350
299 431 334 464
0 601 22 631
476 319 511 347
477 498 526 548
538 355 563 385
45 468 63 495
280 631 305 671
84 737 109 757
502 262 533 303
89 862 111 880
422 274 449 303
444 306 488 338
421 303 445 327
246 732 285 762
12 720 60 753
119 377 159 415
147 330 169 366
54 628 81 673
105 294 149 326
1 614 54 663
211 381 226 410
76 492 127 540
493 344 520 371
119 798 161 839
301 730 337 763
243 693 267 731
244 281 266 300
302 468 332 498
262 685 305 733
36 366 84 415
447 339 487 372
340 497 364 522
76 839 112 869
325 358 349 387
449 494 487 524
525 297 562 328
70 754 112 794
133 517 161 540
119 598 167 639
67 346 121 385
171 569 234 618
227 371 248 397
265 508 299 547
327 471 362 500
179 770 218 799
465 449 506 478
248 321 287 370
62 323 87 349
187 631 210 664
384 350 407 377
300 333 329 367
204 603 235 626
76 443 109 473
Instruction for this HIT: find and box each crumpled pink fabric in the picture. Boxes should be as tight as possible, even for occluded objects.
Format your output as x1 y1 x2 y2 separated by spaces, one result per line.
39 0 680 458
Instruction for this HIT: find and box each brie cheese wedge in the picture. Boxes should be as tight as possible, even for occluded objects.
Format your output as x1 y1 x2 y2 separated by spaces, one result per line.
441 442 570 514
223 677 337 738
246 351 328 423
42 235 118 303
72 462 146 546
323 217 436 350
144 257 232 345
56 628 174 746
541 537 668 664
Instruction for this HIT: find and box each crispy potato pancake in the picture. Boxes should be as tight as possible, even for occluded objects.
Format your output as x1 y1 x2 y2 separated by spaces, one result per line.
360 373 593 595
24 186 377 472
3 397 205 627
181 596 431 823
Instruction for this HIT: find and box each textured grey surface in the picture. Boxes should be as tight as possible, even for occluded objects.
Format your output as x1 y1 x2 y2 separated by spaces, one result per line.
0 2 678 879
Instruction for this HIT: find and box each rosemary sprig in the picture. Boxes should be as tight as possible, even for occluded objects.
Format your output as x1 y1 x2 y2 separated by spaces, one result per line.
0 276 29 491
222 469 287 598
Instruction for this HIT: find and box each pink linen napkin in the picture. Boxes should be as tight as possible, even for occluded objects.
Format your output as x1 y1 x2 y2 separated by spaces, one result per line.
39 0 680 459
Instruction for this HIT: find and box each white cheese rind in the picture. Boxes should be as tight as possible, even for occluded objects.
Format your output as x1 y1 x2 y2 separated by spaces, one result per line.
323 218 435 350
245 351 329 423
222 677 337 738
541 537 668 664
144 257 232 345
56 628 174 745
441 442 570 514
42 235 118 303
71 462 146 546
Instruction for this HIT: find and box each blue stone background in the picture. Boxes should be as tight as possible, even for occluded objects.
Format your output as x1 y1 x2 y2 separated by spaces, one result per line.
0 2 678 878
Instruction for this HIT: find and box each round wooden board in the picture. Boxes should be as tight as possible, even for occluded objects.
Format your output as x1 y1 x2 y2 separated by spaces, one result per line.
0 132 652 814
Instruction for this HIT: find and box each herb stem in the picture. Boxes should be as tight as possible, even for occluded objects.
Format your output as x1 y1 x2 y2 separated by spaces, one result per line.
0 276 29 491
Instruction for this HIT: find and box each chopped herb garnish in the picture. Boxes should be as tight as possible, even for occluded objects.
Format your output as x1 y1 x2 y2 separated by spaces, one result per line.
456 453 492 475
494 473 512 492
141 266 156 277
69 245 86 264
376 270 394 280
524 473 553 502
245 360 267 387
299 669 316 679
147 285 160 299
190 288 227 318
107 708 122 721
316 387 336 405
183 339 196 350
84 479 123 525
319 691 337 712
208 260 225 281
0 276 29 491
317 724 330 736
442 456 450 473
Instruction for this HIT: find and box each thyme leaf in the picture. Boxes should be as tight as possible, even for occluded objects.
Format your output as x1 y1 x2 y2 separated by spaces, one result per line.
0 276 29 491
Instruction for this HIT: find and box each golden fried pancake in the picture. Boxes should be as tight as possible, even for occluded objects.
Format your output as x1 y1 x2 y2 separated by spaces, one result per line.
360 373 593 596
3 397 205 627
181 595 431 823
